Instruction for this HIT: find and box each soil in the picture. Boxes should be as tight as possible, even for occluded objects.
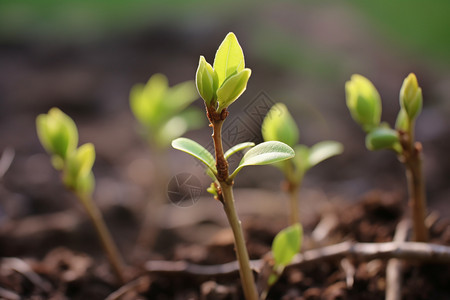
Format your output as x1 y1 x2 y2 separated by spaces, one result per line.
1 188 449 300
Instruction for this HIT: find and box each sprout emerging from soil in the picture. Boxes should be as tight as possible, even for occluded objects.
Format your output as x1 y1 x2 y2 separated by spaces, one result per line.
129 74 205 253
172 32 295 300
262 103 343 225
36 108 126 283
345 73 428 242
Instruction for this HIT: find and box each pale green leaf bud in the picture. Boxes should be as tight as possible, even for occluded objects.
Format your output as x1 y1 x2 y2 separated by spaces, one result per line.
395 108 409 131
196 56 218 106
345 75 382 133
400 73 422 120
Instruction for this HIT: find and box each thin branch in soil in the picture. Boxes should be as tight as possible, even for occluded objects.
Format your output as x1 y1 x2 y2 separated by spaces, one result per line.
105 275 151 300
0 286 20 300
2 258 52 293
145 241 450 277
0 147 14 179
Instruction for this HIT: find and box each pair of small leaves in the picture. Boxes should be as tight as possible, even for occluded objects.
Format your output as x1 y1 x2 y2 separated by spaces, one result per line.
262 103 343 183
130 73 203 148
171 138 294 181
267 223 303 287
196 32 252 112
36 108 96 195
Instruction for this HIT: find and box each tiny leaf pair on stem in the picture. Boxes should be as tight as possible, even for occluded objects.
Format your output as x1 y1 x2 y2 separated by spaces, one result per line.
172 32 295 300
36 108 126 283
346 73 428 242
262 103 343 225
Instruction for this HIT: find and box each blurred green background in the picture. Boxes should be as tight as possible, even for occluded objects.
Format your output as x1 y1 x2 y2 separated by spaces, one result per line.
1 0 450 210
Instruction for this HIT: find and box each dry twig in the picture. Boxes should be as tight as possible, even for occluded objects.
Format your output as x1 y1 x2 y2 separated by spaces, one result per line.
105 275 150 300
2 258 52 293
0 147 14 179
145 241 450 277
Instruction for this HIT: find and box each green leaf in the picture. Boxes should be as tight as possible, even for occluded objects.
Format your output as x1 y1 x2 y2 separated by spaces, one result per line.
365 127 401 153
216 68 251 112
36 107 79 160
345 74 382 133
196 56 218 105
272 223 303 266
213 32 245 87
171 138 217 175
229 141 295 180
307 141 343 169
129 73 168 127
224 142 255 160
262 103 299 148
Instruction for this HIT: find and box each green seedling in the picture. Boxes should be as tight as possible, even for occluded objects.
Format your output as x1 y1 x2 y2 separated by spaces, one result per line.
130 74 205 251
260 223 303 300
172 32 295 300
36 108 126 283
262 103 343 225
346 73 428 242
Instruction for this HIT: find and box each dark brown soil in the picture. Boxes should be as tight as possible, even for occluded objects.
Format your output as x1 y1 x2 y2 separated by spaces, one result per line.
1 190 449 300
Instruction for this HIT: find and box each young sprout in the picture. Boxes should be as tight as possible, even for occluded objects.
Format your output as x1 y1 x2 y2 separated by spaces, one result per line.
262 103 343 225
172 32 295 300
36 108 126 283
260 223 303 300
129 74 204 252
346 73 428 242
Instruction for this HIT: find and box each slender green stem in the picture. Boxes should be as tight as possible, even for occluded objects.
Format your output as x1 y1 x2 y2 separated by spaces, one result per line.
211 120 229 182
404 147 428 242
77 192 126 283
220 182 258 300
285 161 301 225
400 121 428 242
288 183 300 226
208 108 257 299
